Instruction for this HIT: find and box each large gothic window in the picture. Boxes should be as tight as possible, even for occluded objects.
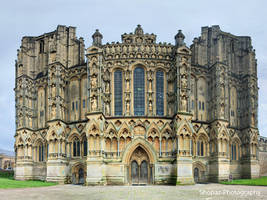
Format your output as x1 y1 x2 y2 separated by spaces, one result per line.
156 70 164 115
134 67 145 115
114 70 123 115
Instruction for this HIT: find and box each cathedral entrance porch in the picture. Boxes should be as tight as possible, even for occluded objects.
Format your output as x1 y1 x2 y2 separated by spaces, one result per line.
129 146 152 185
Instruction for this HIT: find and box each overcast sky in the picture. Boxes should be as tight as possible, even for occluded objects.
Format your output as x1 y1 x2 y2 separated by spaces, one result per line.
0 0 266 151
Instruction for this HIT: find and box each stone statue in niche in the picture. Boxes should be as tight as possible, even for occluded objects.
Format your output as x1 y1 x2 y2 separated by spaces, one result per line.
52 84 56 97
103 69 110 81
91 96 97 111
151 45 155 53
116 45 120 52
123 45 127 53
180 64 186 75
105 102 110 115
146 45 150 53
128 45 133 52
149 100 153 113
126 70 130 92
181 75 187 88
111 46 115 53
126 101 130 113
106 46 110 54
91 75 97 88
51 104 56 119
180 96 187 112
105 82 110 93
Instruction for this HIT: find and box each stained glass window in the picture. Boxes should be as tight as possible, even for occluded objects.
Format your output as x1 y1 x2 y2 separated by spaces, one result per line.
134 67 145 115
114 70 123 115
156 70 164 115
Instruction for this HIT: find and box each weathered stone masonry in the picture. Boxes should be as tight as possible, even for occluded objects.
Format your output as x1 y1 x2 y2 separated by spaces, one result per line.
14 25 260 185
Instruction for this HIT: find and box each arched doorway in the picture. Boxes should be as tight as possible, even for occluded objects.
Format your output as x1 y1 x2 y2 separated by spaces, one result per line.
72 163 86 185
194 167 199 183
129 146 151 185
78 168 85 184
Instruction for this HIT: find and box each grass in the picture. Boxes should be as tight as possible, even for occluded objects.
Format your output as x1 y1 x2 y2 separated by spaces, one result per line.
0 177 57 189
220 176 267 186
0 170 57 189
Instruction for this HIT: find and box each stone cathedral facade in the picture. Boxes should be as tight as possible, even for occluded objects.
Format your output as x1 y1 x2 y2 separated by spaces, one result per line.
14 25 260 185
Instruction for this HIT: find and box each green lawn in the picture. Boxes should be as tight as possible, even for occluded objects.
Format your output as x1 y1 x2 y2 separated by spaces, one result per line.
0 178 57 189
220 176 267 186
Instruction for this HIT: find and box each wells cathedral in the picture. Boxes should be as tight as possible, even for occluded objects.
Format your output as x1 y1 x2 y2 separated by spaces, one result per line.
14 25 260 185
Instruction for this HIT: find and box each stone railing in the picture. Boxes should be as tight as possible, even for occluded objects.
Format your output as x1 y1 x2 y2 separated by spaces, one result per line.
88 150 101 157
178 150 191 156
161 151 176 158
104 152 121 159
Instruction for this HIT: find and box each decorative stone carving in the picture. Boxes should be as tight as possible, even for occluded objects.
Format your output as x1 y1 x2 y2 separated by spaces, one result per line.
91 75 97 89
180 95 187 112
51 104 56 119
14 25 260 185
149 100 153 113
105 102 110 116
91 96 97 111
126 100 130 114
181 75 187 89
220 103 225 118
134 125 145 136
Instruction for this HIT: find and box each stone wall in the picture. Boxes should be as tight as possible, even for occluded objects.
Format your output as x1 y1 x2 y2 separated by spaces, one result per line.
259 152 267 176
258 136 267 176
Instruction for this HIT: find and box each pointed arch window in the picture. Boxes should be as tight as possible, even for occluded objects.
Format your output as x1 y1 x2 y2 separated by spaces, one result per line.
156 70 164 115
83 137 87 157
73 137 80 157
38 143 44 162
134 67 145 115
231 143 237 160
114 70 123 115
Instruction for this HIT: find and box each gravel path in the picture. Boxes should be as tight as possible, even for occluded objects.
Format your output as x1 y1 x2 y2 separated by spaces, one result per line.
0 183 266 200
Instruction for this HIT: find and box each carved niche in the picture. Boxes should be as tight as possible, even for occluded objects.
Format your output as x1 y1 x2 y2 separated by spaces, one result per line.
134 125 146 136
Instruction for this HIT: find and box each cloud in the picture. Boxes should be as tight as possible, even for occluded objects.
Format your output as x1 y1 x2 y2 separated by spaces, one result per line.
1 0 267 151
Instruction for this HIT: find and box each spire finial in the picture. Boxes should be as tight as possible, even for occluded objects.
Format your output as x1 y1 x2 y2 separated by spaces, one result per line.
135 24 144 35
92 29 103 46
175 29 185 47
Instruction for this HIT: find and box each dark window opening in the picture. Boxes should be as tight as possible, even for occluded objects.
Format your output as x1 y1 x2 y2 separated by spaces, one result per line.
156 70 164 116
114 70 123 115
134 67 145 116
